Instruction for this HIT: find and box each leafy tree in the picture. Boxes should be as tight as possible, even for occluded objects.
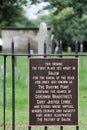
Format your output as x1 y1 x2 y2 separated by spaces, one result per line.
0 0 32 28
0 0 36 37
30 0 87 16
51 7 87 51
30 0 87 49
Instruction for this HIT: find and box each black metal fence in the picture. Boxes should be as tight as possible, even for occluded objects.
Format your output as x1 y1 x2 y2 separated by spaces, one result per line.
0 40 87 130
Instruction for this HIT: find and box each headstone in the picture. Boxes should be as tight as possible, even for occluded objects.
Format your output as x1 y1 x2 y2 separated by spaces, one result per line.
1 65 6 108
54 42 59 54
80 44 83 52
37 22 50 55
54 46 59 54
1 65 4 80
0 38 3 51
0 38 3 45
17 69 20 80
67 46 71 52
80 43 83 67
50 34 54 41
51 38 57 54
30 50 34 55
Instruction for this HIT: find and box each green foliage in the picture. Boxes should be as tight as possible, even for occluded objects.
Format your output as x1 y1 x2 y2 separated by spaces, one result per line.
31 14 52 27
51 7 87 43
52 8 87 44
30 0 87 47
31 0 87 16
0 0 33 29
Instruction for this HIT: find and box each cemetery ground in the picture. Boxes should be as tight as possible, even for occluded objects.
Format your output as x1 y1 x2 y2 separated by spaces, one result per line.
0 55 87 130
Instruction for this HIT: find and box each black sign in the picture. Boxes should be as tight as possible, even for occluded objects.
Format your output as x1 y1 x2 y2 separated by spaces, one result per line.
29 58 78 126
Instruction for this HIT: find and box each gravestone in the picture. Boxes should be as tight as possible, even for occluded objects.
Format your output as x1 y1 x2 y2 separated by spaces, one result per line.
80 43 83 67
37 22 51 55
17 69 20 80
54 42 59 54
30 50 34 55
80 44 83 52
67 47 71 52
1 65 4 80
0 38 3 51
1 65 6 108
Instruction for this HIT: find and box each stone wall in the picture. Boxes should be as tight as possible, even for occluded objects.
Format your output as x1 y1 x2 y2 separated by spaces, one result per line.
1 27 51 53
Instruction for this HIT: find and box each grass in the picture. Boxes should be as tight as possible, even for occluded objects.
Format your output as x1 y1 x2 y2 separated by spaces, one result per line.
0 55 87 130
0 56 28 130
79 56 87 130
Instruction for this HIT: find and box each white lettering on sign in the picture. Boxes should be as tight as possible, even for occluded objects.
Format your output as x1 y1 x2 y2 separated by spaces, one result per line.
29 58 78 125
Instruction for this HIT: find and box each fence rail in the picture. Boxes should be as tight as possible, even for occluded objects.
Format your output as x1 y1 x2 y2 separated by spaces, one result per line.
0 53 87 56
0 41 83 130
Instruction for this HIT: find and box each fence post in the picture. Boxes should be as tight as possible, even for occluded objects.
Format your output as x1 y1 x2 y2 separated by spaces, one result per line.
59 40 63 130
59 40 62 57
3 55 7 130
28 41 31 57
45 126 47 130
12 40 15 130
28 41 31 130
28 126 31 130
76 126 79 130
75 41 79 130
60 126 63 130
44 42 48 130
75 41 78 57
44 41 47 58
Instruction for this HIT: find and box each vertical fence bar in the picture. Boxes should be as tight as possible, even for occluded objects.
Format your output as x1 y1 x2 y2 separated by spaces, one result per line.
28 41 31 58
44 42 47 130
45 126 47 130
59 40 63 130
28 41 31 130
59 40 62 57
12 40 15 130
44 41 47 58
28 127 31 130
75 41 78 57
3 55 7 130
75 41 79 130
60 126 63 130
76 126 79 130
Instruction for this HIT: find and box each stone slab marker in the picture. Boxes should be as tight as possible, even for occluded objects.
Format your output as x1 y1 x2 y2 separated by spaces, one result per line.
37 22 50 55
80 43 83 67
